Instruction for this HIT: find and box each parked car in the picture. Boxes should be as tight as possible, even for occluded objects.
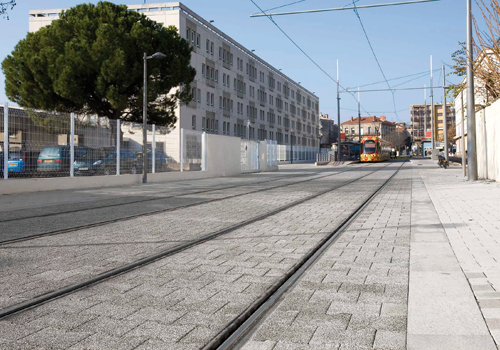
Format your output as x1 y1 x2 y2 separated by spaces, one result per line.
74 148 108 176
6 151 25 174
136 150 169 173
93 148 139 175
37 146 88 176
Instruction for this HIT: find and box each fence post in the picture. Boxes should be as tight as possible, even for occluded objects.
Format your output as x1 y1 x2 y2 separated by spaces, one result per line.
70 113 75 177
202 131 207 171
3 102 8 180
152 124 156 174
116 119 120 175
180 128 184 172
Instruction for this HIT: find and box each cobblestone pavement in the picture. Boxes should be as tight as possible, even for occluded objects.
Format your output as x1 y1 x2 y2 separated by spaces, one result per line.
0 163 402 349
416 159 500 348
0 168 346 242
0 165 382 310
238 163 411 350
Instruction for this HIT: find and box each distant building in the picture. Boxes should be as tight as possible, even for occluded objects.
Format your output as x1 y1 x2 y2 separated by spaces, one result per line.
410 104 455 144
340 116 395 140
319 114 338 148
340 116 409 151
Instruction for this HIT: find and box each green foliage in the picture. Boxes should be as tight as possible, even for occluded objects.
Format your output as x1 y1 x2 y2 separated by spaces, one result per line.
2 1 196 127
447 42 466 99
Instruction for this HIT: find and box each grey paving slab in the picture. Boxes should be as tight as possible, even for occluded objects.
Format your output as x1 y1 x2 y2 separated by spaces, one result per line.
0 163 402 350
0 166 370 310
0 167 343 241
235 163 411 350
407 159 497 350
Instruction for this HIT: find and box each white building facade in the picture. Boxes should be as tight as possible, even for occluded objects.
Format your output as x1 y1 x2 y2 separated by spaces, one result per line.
29 2 320 154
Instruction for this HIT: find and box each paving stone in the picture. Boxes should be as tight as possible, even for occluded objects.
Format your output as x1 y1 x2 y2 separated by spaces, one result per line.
373 330 406 350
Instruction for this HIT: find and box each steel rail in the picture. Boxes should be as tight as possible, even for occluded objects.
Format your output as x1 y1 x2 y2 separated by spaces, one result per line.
0 170 340 224
206 161 407 350
0 165 364 245
0 162 393 319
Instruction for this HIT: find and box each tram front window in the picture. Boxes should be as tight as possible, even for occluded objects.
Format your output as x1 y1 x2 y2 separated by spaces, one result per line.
363 140 376 154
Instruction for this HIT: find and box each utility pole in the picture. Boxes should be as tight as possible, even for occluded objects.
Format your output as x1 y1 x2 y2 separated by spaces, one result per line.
461 91 466 177
466 0 477 180
358 87 361 143
430 55 435 158
424 84 427 156
443 65 448 161
337 59 341 162
143 52 148 184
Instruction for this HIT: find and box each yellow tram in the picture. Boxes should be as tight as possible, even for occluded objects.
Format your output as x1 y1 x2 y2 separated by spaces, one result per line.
360 136 393 162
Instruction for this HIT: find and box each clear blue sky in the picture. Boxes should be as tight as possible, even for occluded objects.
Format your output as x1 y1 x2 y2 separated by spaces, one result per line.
0 0 476 123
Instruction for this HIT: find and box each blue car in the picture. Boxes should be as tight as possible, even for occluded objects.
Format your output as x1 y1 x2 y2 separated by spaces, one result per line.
7 151 25 173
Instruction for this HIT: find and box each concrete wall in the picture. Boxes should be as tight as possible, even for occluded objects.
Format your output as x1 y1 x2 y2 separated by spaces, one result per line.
259 141 278 172
205 133 241 176
476 102 500 181
0 133 242 195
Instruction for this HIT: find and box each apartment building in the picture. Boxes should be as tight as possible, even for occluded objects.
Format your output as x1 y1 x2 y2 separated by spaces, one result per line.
28 2 320 150
410 104 455 143
340 116 396 140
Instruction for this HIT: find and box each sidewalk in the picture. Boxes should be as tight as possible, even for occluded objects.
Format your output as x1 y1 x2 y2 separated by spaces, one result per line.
409 158 500 350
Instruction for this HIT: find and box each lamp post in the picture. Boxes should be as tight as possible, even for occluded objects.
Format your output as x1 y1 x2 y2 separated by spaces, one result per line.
143 52 166 184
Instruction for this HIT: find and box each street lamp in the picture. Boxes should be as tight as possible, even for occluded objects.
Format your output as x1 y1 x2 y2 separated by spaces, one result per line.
143 51 166 184
246 119 251 139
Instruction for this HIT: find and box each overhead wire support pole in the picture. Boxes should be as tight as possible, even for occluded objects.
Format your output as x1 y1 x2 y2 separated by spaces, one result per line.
466 0 477 180
358 87 361 143
337 59 341 162
430 55 435 158
443 65 448 161
250 0 440 17
424 85 427 156
461 91 466 177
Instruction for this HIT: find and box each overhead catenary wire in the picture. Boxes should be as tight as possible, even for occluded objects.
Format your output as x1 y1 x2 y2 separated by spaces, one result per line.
249 0 372 115
340 86 446 93
260 0 306 13
351 1 400 120
351 69 439 90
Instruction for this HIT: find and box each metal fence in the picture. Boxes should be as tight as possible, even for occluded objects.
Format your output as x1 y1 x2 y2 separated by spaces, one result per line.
241 139 260 173
1 104 201 180
277 144 320 162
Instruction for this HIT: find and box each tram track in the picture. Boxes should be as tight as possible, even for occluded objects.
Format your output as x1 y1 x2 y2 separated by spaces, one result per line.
207 160 406 350
0 162 395 319
0 168 346 224
0 164 367 245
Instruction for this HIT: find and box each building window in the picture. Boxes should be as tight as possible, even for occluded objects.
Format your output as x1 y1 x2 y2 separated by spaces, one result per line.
219 47 222 60
206 39 209 53
215 70 218 83
196 33 200 48
197 89 201 103
215 120 218 134
219 96 222 109
202 117 206 130
210 42 214 55
211 93 214 106
191 31 195 44
206 92 210 105
186 28 190 40
202 64 205 77
192 115 196 130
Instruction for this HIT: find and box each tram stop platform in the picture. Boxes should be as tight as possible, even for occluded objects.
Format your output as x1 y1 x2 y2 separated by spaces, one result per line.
407 158 500 350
